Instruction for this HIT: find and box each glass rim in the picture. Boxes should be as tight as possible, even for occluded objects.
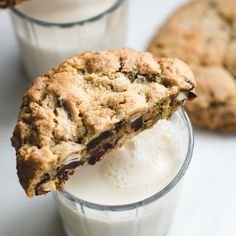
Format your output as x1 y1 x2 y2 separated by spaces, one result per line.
10 0 125 28
57 108 194 211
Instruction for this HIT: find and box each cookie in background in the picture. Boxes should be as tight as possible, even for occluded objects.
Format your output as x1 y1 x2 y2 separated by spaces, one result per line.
149 0 236 133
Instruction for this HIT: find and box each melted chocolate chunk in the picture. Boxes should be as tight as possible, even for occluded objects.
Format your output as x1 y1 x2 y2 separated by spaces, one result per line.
161 79 172 88
187 91 197 100
88 149 106 165
103 142 113 150
87 130 112 150
115 120 124 132
131 117 143 131
76 137 83 144
57 160 83 181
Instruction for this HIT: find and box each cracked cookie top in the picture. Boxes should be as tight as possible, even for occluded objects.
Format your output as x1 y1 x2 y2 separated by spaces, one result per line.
13 48 194 148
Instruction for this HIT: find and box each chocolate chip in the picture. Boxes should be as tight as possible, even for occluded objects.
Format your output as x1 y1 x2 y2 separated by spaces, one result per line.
76 137 83 144
187 91 197 100
57 160 83 181
87 130 112 150
131 117 143 131
115 120 124 132
58 161 83 174
162 79 172 88
88 149 106 165
103 143 113 150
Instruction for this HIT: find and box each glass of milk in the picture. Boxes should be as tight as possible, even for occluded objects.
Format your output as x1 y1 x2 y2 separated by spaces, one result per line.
10 0 128 79
53 109 194 236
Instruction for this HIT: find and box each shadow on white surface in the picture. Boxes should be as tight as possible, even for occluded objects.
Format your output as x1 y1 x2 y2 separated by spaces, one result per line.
0 195 66 236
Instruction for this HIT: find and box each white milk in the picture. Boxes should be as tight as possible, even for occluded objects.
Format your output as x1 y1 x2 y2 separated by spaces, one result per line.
54 117 188 236
11 0 127 79
66 120 184 205
16 0 118 23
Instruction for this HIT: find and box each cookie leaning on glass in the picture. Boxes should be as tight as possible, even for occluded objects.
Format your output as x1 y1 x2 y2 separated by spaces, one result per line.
11 48 196 197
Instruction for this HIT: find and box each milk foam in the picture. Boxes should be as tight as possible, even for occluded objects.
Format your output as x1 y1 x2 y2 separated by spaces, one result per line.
65 120 184 205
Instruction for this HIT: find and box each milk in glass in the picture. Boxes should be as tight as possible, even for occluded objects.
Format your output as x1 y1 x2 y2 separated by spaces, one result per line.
54 114 190 236
11 0 127 79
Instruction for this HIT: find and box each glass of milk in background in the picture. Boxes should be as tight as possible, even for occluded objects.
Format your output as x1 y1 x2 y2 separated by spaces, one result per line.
53 110 194 236
10 0 128 80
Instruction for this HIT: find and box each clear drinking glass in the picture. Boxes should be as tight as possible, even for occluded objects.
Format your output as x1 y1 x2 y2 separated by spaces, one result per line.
53 109 194 236
10 0 128 80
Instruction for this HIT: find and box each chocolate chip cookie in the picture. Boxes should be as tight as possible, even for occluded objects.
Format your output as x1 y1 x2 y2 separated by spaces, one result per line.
11 48 196 197
149 0 236 133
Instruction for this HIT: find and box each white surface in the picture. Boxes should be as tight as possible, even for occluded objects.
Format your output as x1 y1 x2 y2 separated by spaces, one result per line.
0 0 236 235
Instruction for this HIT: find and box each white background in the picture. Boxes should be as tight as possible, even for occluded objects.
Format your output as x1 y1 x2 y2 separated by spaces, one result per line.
0 0 236 235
